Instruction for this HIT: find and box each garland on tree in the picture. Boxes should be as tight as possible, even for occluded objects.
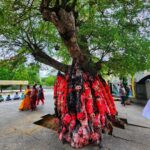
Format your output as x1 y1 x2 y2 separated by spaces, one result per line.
53 61 124 148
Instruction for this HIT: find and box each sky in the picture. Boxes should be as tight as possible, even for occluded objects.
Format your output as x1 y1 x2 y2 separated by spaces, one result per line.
39 65 57 77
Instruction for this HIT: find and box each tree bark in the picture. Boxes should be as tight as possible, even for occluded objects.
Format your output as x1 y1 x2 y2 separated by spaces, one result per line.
21 32 69 73
40 6 83 59
32 48 69 73
40 0 99 74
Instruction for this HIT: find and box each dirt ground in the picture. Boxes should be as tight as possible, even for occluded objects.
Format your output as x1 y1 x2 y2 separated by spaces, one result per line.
0 89 150 150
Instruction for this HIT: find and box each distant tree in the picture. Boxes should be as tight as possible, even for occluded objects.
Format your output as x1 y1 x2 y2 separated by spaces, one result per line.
41 76 56 86
0 67 13 80
0 63 40 84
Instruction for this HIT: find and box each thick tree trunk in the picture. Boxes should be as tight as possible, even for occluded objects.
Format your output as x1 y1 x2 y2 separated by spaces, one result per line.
52 62 124 148
39 1 124 149
40 0 99 74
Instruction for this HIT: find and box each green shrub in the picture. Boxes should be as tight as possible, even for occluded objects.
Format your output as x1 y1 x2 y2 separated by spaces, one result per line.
41 76 56 86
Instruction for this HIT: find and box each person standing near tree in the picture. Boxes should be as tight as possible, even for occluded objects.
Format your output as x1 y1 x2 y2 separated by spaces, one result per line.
119 84 126 106
19 85 31 111
124 85 131 105
30 85 38 111
37 85 44 105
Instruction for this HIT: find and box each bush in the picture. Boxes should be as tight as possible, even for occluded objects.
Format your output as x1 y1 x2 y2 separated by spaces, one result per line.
41 76 56 86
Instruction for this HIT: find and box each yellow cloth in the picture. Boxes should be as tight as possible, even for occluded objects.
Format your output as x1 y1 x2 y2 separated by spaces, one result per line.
19 89 31 111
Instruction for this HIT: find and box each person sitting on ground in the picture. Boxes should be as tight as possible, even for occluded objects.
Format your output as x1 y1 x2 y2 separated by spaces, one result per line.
13 92 20 100
0 95 4 102
20 92 25 100
6 95 11 101
125 85 131 105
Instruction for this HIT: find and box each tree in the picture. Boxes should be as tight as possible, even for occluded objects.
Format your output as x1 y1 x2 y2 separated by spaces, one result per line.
1 1 149 148
0 0 149 76
41 76 56 86
0 63 40 84
0 67 13 80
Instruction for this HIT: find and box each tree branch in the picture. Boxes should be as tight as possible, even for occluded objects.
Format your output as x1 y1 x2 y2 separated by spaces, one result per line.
22 36 68 72
32 47 69 73
40 0 100 74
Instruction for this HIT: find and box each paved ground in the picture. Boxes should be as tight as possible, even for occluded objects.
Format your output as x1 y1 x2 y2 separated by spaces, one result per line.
0 89 150 150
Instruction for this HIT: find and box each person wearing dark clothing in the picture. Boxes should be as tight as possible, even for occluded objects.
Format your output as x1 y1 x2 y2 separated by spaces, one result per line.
6 95 11 101
124 85 131 105
125 85 130 100
37 85 44 105
30 85 38 111
119 85 126 106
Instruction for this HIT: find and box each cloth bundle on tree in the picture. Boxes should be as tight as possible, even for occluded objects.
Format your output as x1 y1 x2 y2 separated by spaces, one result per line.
53 61 124 148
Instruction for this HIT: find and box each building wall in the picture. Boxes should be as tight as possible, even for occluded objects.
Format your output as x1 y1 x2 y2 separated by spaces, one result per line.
135 84 147 99
146 80 150 99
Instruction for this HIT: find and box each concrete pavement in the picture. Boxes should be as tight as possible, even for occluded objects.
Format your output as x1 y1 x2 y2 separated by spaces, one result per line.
0 89 150 150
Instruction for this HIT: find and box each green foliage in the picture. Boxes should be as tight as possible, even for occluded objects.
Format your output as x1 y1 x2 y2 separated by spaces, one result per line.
0 0 150 76
41 76 56 86
0 67 13 80
0 0 70 64
77 0 150 76
0 63 40 84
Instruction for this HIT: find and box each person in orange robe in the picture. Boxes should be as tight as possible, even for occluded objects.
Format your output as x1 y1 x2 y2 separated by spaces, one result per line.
19 85 31 111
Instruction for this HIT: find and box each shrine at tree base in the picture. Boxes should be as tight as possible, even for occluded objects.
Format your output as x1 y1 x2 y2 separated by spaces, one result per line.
53 62 125 148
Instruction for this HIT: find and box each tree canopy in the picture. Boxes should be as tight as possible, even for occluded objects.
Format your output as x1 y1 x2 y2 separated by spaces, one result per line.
0 63 40 84
0 0 149 76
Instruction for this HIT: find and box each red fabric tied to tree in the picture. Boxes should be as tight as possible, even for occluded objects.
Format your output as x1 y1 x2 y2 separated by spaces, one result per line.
104 84 117 115
54 73 68 117
63 113 71 125
83 82 94 117
53 62 123 148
